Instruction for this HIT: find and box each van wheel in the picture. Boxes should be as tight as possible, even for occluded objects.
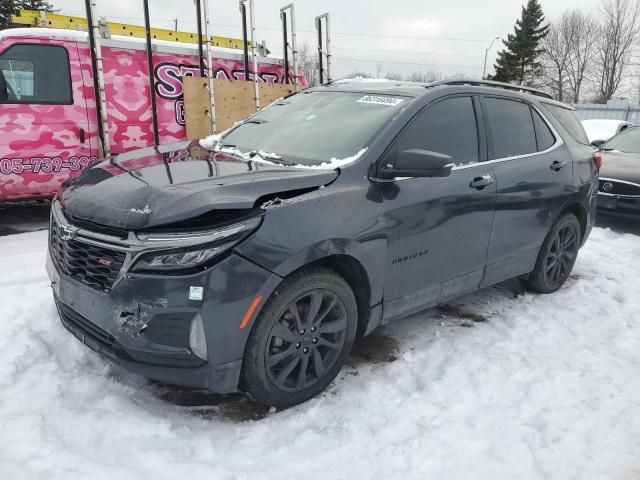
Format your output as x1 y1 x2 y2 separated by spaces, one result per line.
521 213 581 294
240 267 358 408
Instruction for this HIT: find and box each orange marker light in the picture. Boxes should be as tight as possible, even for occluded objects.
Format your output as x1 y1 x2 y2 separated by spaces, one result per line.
240 295 263 329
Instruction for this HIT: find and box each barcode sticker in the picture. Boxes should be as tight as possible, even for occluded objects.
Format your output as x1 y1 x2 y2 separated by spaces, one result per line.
356 95 405 106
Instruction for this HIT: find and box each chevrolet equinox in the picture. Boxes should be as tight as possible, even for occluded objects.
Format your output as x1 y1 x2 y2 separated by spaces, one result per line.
48 79 599 407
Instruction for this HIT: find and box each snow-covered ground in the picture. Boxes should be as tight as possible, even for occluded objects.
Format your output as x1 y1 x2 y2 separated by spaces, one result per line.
1 227 639 480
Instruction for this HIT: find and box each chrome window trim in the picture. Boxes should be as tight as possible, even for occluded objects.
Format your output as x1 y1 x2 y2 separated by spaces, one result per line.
452 103 564 171
372 100 565 182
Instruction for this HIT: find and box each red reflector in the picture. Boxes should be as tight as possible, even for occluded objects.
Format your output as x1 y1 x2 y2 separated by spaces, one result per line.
593 152 602 170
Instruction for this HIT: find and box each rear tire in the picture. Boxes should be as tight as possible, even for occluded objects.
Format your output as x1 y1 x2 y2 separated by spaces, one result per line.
521 213 581 294
240 267 358 408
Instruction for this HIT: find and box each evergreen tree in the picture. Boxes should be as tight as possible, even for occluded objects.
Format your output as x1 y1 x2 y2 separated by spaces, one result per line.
1 0 53 31
490 0 549 85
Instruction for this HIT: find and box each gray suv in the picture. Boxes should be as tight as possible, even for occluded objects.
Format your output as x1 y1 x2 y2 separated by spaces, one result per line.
48 79 599 407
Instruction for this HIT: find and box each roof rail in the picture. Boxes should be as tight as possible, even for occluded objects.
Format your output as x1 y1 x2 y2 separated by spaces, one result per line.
427 78 553 100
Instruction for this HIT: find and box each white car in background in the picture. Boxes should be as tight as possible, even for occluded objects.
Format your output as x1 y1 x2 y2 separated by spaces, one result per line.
582 119 633 144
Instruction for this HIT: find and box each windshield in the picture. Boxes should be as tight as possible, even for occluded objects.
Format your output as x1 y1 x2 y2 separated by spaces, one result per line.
218 91 408 167
602 127 640 153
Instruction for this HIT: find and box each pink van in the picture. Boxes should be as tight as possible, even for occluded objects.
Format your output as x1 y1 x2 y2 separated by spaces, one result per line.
0 28 303 201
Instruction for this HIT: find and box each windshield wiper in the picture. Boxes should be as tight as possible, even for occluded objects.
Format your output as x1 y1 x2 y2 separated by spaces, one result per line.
249 151 296 167
243 119 268 125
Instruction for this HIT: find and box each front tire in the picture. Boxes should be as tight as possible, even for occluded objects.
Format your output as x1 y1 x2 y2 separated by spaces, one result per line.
240 267 358 408
522 213 581 294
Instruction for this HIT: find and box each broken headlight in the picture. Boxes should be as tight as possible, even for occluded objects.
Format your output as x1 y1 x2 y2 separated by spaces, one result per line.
131 216 262 273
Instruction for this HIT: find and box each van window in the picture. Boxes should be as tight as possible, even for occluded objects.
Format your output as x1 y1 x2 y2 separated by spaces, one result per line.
394 96 479 165
542 103 589 145
0 44 72 104
485 97 537 159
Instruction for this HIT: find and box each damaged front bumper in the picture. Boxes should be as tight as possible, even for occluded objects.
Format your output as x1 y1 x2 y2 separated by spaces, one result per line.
46 205 282 393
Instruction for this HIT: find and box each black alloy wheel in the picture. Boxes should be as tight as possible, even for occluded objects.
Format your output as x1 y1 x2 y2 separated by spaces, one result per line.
265 289 348 392
522 213 582 294
241 267 358 408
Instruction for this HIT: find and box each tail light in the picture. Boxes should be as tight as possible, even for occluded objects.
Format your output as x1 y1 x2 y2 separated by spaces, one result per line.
593 152 602 170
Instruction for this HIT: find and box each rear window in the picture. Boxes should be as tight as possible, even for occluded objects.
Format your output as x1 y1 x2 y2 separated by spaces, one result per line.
542 103 589 145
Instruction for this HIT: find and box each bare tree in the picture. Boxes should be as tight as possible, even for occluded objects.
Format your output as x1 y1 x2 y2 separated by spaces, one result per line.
565 10 597 103
593 0 640 103
406 69 443 83
297 42 318 87
541 14 574 101
384 71 403 81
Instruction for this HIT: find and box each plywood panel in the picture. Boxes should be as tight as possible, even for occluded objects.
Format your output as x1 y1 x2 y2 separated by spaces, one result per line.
183 76 212 140
184 78 301 137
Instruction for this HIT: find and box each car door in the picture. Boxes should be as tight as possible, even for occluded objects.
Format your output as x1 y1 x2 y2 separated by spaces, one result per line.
0 40 92 200
479 95 574 286
381 95 497 321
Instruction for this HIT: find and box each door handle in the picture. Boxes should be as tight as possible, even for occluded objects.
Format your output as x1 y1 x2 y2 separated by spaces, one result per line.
550 160 566 171
469 175 494 190
79 127 86 144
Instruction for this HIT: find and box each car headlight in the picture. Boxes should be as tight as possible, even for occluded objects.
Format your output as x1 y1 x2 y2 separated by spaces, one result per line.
131 215 262 273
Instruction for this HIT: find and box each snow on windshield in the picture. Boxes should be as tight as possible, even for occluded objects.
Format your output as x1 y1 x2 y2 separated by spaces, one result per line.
199 134 369 170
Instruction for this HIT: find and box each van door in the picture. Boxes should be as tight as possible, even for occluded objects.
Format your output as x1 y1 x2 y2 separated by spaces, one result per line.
0 40 93 200
381 95 497 321
479 96 574 286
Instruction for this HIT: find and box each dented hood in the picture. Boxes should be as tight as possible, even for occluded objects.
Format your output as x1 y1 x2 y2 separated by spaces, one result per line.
60 141 338 230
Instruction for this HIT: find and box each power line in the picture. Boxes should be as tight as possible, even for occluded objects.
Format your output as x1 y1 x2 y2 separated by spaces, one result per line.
332 56 484 70
65 11 494 43
332 45 485 59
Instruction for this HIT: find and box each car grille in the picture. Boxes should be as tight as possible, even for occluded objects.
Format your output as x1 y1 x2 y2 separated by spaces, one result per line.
55 298 117 360
50 219 126 292
599 179 640 196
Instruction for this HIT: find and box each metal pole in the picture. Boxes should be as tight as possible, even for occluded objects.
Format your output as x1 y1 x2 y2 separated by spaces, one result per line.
195 0 205 77
316 13 331 84
203 0 216 133
281 10 289 84
280 3 298 91
317 17 323 84
240 3 250 81
483 37 500 80
240 0 259 111
143 0 160 147
85 0 110 158
325 13 331 83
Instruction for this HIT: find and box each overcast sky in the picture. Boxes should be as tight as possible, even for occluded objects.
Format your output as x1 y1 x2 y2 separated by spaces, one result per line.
51 0 603 79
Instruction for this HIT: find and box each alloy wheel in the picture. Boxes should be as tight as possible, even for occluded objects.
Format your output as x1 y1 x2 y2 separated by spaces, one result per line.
265 289 348 392
544 224 578 285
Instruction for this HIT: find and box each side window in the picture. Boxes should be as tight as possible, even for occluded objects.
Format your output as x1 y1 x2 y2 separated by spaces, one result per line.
485 97 537 159
0 44 72 104
395 96 479 165
532 109 556 151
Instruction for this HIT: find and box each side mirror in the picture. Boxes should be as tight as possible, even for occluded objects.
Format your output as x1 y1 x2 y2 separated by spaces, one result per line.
378 149 454 179
591 139 606 149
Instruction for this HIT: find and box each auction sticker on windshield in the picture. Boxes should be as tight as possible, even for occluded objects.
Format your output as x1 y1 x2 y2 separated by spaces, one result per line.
356 95 405 106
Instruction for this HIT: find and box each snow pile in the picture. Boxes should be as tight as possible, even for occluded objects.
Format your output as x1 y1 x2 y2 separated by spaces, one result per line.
581 119 632 142
1 227 640 479
198 134 222 150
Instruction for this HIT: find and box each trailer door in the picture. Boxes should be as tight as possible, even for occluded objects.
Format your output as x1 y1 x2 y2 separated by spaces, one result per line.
0 39 93 201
